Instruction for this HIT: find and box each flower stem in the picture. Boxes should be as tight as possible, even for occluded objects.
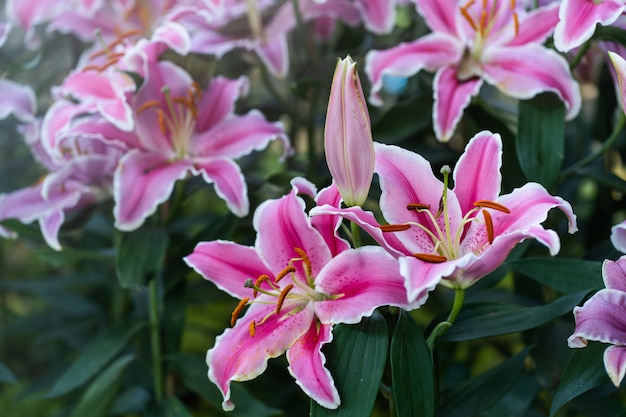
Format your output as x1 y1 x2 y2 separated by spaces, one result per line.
149 278 164 403
569 40 591 71
426 288 465 350
560 112 626 179
350 221 362 248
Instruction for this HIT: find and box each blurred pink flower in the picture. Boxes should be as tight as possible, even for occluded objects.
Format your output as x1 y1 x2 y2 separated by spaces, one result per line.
568 256 626 387
365 0 581 141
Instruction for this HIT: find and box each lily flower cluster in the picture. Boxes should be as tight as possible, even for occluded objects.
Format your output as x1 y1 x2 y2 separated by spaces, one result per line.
3 0 626 415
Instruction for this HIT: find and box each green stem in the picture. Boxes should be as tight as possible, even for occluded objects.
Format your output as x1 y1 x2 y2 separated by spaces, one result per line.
149 278 164 403
426 288 465 350
350 221 362 248
560 112 626 179
569 40 591 70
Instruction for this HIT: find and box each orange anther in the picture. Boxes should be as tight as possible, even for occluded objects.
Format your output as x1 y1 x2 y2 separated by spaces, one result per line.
482 210 494 244
231 297 250 326
249 320 256 337
294 248 312 278
136 100 161 114
407 203 430 211
253 274 271 297
413 253 448 263
275 266 296 283
460 6 478 31
157 110 168 135
379 224 411 232
276 284 294 314
473 200 510 213
512 12 519 36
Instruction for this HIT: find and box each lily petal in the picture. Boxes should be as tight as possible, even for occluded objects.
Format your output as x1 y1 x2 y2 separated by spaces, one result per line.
608 51 626 113
508 2 560 47
254 190 332 278
356 0 395 34
193 157 249 218
603 257 626 292
365 33 462 106
568 289 626 347
184 240 271 299
604 345 626 387
433 66 483 142
315 247 418 323
399 255 459 300
554 0 625 52
113 150 191 231
415 0 460 36
194 76 249 132
481 44 581 120
0 79 36 123
286 322 339 409
452 130 502 214
207 303 315 411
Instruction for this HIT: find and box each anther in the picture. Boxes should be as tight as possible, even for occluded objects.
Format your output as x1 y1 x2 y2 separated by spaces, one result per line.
136 100 160 114
275 266 296 283
249 320 256 337
379 224 411 232
231 297 250 326
407 203 430 211
413 253 448 263
157 111 168 135
512 12 519 36
294 248 312 278
253 274 271 297
482 210 494 244
473 200 510 213
276 284 294 314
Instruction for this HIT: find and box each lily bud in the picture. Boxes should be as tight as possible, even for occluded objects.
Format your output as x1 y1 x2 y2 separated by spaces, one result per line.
324 56 374 207
609 51 626 113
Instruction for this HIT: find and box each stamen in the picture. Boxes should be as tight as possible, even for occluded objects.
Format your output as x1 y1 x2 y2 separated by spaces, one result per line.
276 284 294 314
512 12 519 36
253 274 271 297
249 320 256 337
157 111 168 135
379 224 411 232
480 9 488 35
275 266 296 283
482 210 494 244
136 100 160 114
460 0 478 31
407 203 430 211
231 297 249 326
473 200 510 213
413 253 448 263
294 247 312 278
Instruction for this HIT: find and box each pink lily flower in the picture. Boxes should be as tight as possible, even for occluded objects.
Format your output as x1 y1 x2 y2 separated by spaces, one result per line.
184 180 437 410
554 0 626 52
365 0 581 142
324 56 374 207
568 256 626 387
113 60 290 231
313 131 577 297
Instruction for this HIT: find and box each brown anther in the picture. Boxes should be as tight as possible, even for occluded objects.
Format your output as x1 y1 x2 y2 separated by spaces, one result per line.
157 110 168 135
460 6 478 31
473 200 510 213
231 297 250 326
276 284 294 314
480 9 488 33
407 203 430 211
379 224 411 232
191 82 203 100
253 274 271 297
512 12 519 36
136 100 161 114
413 253 448 263
249 320 256 337
81 64 101 72
275 266 296 283
482 210 494 244
88 49 107 60
294 248 312 278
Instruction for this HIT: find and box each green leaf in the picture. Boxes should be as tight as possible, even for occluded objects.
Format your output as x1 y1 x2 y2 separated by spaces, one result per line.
596 25 626 46
440 291 586 341
550 343 609 416
390 310 435 417
47 321 145 398
436 348 529 417
0 363 17 384
167 354 283 417
517 92 566 189
510 258 603 293
115 226 169 288
578 166 626 194
68 354 135 417
310 311 389 417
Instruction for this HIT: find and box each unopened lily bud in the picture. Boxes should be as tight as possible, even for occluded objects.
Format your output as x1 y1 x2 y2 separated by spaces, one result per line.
324 56 374 207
